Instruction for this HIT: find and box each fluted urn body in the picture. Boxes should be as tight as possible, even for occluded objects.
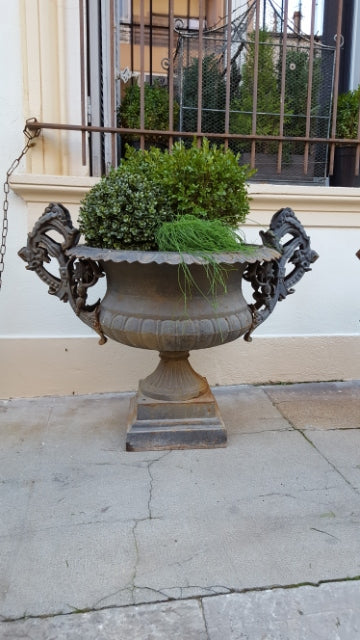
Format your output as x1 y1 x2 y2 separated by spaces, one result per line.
66 246 278 448
67 245 278 353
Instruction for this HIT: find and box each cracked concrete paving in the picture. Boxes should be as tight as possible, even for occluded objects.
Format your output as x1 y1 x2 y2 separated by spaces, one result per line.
0 380 360 638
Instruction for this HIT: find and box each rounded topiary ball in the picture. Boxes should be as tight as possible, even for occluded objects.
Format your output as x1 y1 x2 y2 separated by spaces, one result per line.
79 167 165 251
78 141 253 251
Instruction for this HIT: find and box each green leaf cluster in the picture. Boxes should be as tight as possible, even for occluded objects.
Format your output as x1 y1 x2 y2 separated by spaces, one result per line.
78 165 163 251
230 29 293 154
79 139 253 251
117 81 180 149
181 54 241 136
156 214 246 253
283 48 321 140
155 214 249 312
335 85 360 139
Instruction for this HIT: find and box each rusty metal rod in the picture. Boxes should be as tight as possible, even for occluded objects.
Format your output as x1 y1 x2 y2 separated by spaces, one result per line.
196 0 204 145
251 3 260 168
109 0 116 167
168 0 175 149
25 119 360 145
79 0 87 166
303 0 317 176
356 87 360 176
139 0 145 150
277 0 289 174
224 0 232 149
329 0 343 175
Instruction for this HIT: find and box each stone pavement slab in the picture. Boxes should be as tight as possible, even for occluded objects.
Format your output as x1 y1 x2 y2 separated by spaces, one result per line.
2 580 360 639
0 599 208 639
306 429 360 492
264 380 360 430
0 381 360 630
203 580 360 640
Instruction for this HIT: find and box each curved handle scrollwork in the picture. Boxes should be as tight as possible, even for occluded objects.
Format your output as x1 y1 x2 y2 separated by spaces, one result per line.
243 207 319 342
18 203 107 344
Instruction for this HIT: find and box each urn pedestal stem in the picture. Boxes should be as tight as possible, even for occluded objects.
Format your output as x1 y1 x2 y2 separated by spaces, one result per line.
139 351 208 401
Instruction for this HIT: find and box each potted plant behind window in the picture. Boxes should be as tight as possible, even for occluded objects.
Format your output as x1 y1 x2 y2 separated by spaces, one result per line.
230 29 293 157
330 84 360 187
117 80 180 152
19 140 318 451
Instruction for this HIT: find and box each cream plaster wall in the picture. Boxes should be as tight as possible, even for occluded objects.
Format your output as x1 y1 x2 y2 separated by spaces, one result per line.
2 177 360 398
0 0 359 398
20 0 88 176
1 336 359 399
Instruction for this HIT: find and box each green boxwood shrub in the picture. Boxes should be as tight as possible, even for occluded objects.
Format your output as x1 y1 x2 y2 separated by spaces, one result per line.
78 139 253 251
335 85 360 139
117 80 180 150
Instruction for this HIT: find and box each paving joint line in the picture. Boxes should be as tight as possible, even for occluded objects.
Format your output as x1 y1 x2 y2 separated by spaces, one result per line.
2 575 360 624
199 598 211 640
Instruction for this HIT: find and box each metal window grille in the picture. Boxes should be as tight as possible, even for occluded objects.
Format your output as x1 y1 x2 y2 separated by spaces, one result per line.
29 0 360 184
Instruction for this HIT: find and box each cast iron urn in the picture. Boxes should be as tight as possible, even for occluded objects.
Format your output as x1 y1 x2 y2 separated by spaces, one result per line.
19 204 318 451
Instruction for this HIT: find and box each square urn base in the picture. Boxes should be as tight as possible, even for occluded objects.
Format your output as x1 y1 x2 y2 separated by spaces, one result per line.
126 386 227 451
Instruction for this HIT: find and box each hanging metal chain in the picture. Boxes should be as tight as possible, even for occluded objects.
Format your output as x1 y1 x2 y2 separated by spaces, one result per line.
1 118 41 290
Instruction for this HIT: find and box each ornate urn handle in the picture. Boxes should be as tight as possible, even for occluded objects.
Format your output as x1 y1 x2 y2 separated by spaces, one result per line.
243 207 319 341
18 203 107 344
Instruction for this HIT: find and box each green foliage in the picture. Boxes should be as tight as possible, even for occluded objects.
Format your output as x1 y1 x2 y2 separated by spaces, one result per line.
149 139 253 226
284 49 320 129
78 164 164 251
282 48 321 148
335 85 360 139
117 80 179 149
156 214 247 310
156 214 246 253
78 139 253 251
181 54 241 135
230 29 292 153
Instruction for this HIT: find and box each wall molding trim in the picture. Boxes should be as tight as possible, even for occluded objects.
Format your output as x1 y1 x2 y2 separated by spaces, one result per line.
10 174 360 229
1 335 358 399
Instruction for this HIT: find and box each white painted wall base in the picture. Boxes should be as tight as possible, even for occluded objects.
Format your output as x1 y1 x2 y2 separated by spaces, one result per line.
1 335 359 399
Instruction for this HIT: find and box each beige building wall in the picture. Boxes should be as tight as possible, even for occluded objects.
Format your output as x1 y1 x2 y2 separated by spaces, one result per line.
6 176 360 398
0 0 358 399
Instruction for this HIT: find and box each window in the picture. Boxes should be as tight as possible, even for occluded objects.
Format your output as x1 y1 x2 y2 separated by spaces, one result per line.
119 0 131 23
84 0 360 184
